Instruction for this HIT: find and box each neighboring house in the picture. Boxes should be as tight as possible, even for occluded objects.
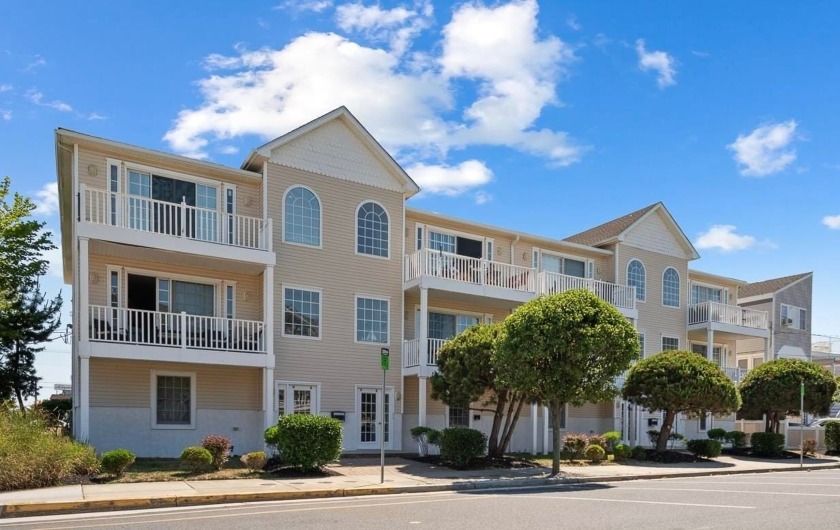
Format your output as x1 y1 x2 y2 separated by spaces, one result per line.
735 273 813 372
56 106 794 457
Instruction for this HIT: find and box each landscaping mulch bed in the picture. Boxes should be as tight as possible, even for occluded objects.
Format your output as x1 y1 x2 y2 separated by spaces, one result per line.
407 455 541 470
722 448 807 460
637 449 704 463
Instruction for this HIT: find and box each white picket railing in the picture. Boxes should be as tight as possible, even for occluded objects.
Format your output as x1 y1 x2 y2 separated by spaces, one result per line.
721 366 749 383
688 301 768 330
404 249 535 293
402 338 447 368
537 271 636 310
89 305 266 353
82 185 272 251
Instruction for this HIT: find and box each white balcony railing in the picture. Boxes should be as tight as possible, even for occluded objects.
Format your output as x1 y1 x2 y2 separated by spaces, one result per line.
403 338 447 368
405 249 535 293
688 301 768 330
89 305 266 354
81 185 272 251
537 271 636 310
721 366 749 383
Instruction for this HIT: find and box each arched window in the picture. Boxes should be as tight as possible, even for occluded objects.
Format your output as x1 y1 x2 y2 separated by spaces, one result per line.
627 259 646 301
356 202 389 257
662 267 680 307
284 186 321 246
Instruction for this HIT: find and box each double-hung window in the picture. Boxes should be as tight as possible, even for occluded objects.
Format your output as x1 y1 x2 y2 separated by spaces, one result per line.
661 336 679 351
356 296 389 344
780 304 806 330
283 287 321 338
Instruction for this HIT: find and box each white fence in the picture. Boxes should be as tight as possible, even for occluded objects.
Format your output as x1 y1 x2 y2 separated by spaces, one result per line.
688 301 768 330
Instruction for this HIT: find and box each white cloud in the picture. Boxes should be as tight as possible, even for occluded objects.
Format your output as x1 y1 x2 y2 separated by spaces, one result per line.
0 83 11 92
219 145 239 155
406 160 493 196
163 0 583 173
727 120 798 177
23 56 46 72
33 182 59 216
822 215 840 229
336 1 433 56
276 0 332 13
26 89 72 112
566 15 581 31
0 109 10 121
43 245 63 279
474 190 492 205
86 112 107 120
635 39 677 88
691 50 710 58
694 225 757 252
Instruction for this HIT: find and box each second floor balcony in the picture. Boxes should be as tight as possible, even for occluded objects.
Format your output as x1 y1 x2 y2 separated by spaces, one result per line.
79 185 274 265
404 248 637 317
688 301 769 337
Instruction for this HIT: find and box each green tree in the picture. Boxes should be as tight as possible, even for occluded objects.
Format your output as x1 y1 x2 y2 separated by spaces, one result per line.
495 289 639 476
739 358 837 433
0 177 62 411
622 350 741 452
430 322 531 459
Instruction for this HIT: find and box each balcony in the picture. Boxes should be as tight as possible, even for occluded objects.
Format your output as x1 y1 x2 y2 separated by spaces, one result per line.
404 249 637 317
403 338 446 370
85 305 269 367
688 301 769 337
79 185 274 265
721 366 749 383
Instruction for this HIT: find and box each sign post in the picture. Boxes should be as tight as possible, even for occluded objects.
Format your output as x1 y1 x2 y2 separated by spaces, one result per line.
800 380 805 468
380 347 389 484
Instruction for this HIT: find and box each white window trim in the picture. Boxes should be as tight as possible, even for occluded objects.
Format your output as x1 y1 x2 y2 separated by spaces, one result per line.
661 334 680 352
637 331 646 359
275 381 321 416
536 248 591 277
281 184 323 249
281 284 323 340
415 305 485 340
354 294 391 346
151 370 196 430
124 161 223 188
689 281 725 305
445 404 474 428
780 303 806 330
224 281 237 319
354 200 391 260
627 259 646 303
662 267 681 309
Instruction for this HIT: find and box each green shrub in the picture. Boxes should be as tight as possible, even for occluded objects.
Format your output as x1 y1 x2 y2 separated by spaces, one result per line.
410 426 441 457
646 429 660 446
100 449 136 477
668 432 686 449
724 430 747 449
750 432 785 458
427 429 442 447
272 414 343 472
181 446 213 473
439 427 487 469
0 408 100 491
686 439 722 458
264 425 281 455
706 428 727 442
201 435 232 470
825 421 840 452
585 444 606 462
631 445 647 460
603 431 622 452
588 434 607 450
240 451 268 472
562 433 589 462
613 443 632 460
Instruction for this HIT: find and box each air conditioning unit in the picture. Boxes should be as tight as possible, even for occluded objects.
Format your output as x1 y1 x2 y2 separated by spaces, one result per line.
782 317 793 326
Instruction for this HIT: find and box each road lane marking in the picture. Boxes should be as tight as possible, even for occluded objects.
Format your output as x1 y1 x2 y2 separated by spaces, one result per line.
509 494 754 509
612 486 840 498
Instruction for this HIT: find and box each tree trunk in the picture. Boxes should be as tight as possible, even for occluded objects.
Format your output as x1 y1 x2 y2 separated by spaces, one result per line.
656 410 676 452
15 386 25 413
550 403 563 477
487 389 507 458
498 397 525 457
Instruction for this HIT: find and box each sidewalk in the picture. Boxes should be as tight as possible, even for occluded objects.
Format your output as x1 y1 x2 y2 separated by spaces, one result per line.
2 454 839 518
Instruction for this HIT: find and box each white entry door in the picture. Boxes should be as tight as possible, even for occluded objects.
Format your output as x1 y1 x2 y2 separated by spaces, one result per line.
357 387 393 450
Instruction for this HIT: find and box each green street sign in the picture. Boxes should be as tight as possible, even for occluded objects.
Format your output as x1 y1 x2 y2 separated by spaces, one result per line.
380 347 390 371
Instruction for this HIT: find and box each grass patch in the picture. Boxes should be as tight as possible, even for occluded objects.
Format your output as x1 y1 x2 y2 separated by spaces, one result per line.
506 452 618 467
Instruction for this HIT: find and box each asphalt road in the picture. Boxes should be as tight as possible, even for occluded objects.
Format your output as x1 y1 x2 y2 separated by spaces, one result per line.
4 469 840 529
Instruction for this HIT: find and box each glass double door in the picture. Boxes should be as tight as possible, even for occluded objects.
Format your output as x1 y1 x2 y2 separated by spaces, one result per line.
358 387 393 449
128 171 218 242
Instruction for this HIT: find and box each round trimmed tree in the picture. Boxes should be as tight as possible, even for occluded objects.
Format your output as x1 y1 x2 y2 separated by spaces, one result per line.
495 289 639 476
430 322 530 459
622 349 740 452
739 358 837 433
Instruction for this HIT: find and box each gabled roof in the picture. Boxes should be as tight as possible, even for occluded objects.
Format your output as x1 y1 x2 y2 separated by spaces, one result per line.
739 272 813 299
563 202 700 259
241 106 420 196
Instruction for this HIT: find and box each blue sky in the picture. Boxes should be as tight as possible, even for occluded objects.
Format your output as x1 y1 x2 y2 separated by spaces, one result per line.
2 1 840 391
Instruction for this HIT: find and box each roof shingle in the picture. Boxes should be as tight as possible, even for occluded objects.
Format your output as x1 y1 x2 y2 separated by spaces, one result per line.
739 272 812 299
564 203 660 246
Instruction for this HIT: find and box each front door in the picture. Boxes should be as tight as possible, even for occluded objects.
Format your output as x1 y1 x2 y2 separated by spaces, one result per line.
358 387 393 450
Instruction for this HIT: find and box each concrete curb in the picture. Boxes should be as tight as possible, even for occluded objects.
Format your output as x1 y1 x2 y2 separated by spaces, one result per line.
3 463 840 518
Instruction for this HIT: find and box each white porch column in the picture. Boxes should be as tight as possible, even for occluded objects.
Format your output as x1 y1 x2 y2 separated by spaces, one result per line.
418 376 427 427
763 337 770 363
706 327 714 361
542 406 549 453
531 403 538 454
419 287 429 369
263 266 274 356
263 367 275 430
79 238 90 342
79 356 90 441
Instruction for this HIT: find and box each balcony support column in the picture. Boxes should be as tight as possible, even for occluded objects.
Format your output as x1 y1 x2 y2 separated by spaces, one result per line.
263 367 274 433
78 356 90 442
706 326 714 361
418 376 427 428
531 403 538 454
764 337 771 363
419 287 429 367
79 237 90 342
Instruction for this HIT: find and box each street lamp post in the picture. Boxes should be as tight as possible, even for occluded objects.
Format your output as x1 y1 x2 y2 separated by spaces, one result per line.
380 347 390 484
